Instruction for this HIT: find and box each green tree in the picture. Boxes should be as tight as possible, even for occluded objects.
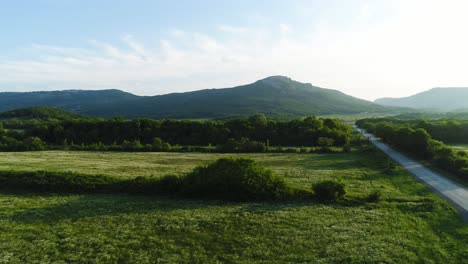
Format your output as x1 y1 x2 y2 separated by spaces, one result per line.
318 137 334 149
248 113 268 127
23 137 46 151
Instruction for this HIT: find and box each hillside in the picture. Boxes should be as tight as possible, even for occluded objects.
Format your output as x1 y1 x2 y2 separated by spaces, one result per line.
0 89 139 115
375 88 468 111
0 76 402 119
0 107 94 129
0 107 89 121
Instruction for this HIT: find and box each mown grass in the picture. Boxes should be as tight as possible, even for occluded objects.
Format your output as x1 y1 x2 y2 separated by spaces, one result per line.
0 150 467 263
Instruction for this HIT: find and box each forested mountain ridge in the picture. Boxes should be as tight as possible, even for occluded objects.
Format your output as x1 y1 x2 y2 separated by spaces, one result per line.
0 76 402 118
0 107 95 129
0 106 89 121
0 89 139 115
375 87 468 111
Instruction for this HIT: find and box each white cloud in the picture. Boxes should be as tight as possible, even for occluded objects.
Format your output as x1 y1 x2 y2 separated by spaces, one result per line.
2 0 468 100
217 25 249 33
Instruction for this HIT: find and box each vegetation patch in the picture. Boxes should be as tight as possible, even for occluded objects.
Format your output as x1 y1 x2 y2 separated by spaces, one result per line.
0 170 117 192
0 113 351 153
357 117 468 182
0 158 294 201
312 180 346 201
179 158 292 201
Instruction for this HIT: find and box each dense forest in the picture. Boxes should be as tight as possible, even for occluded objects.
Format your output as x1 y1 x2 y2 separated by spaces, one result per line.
0 110 351 152
356 118 468 181
0 106 94 129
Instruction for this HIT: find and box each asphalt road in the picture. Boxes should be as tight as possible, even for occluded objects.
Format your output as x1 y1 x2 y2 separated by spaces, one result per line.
354 126 468 221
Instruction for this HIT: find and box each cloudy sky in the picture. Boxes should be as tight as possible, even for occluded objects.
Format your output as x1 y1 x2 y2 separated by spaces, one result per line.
1 0 467 100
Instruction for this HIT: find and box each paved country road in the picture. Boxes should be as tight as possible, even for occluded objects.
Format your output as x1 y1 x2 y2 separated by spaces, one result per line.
354 126 468 221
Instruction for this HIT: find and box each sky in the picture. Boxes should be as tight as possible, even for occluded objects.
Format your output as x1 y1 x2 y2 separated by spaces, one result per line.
1 0 468 101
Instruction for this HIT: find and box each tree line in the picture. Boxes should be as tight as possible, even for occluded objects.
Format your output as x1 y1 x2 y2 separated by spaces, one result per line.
0 114 351 152
356 117 468 144
356 118 468 182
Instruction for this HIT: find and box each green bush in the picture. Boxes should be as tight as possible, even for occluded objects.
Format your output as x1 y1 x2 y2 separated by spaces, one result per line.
312 180 346 201
342 143 352 153
180 158 291 201
155 175 181 193
216 138 266 153
366 189 382 203
0 158 296 201
0 170 116 192
22 137 47 151
318 137 335 152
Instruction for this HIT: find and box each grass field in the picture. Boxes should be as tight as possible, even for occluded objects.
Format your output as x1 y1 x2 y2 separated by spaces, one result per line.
0 150 467 263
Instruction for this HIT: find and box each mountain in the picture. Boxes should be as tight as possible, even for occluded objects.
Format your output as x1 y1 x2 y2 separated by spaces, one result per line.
0 89 139 115
0 76 402 119
375 87 468 112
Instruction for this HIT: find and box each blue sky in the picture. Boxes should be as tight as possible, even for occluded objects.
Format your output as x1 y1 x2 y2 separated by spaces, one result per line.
1 0 467 100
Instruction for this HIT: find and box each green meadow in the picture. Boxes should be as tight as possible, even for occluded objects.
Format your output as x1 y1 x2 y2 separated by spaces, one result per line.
0 150 467 263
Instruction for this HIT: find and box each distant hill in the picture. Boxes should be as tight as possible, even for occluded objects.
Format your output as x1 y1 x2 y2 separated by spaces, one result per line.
0 107 89 121
0 89 139 115
375 87 468 112
0 107 94 129
0 76 402 119
394 111 468 120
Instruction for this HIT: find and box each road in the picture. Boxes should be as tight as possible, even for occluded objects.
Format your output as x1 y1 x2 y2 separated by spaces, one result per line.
354 126 468 221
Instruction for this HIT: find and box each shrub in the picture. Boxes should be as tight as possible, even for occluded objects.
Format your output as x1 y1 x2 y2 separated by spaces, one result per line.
285 148 298 153
180 158 291 201
366 189 382 203
0 170 116 192
216 138 240 152
23 137 47 151
121 140 143 151
318 137 335 150
217 138 265 153
242 140 266 153
342 143 352 153
312 180 346 201
0 159 297 201
156 175 181 193
384 160 397 175
123 175 180 194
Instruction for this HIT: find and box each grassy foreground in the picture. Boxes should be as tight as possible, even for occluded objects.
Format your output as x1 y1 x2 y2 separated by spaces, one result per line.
0 151 467 263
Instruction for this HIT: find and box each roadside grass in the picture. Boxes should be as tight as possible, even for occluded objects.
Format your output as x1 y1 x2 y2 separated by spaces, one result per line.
0 150 466 263
450 144 468 152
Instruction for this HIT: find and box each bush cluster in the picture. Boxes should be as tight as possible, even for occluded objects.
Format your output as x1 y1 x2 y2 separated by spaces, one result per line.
0 158 293 201
365 190 382 202
312 180 346 201
179 158 291 201
0 129 47 151
216 138 266 153
0 171 117 192
0 158 355 203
